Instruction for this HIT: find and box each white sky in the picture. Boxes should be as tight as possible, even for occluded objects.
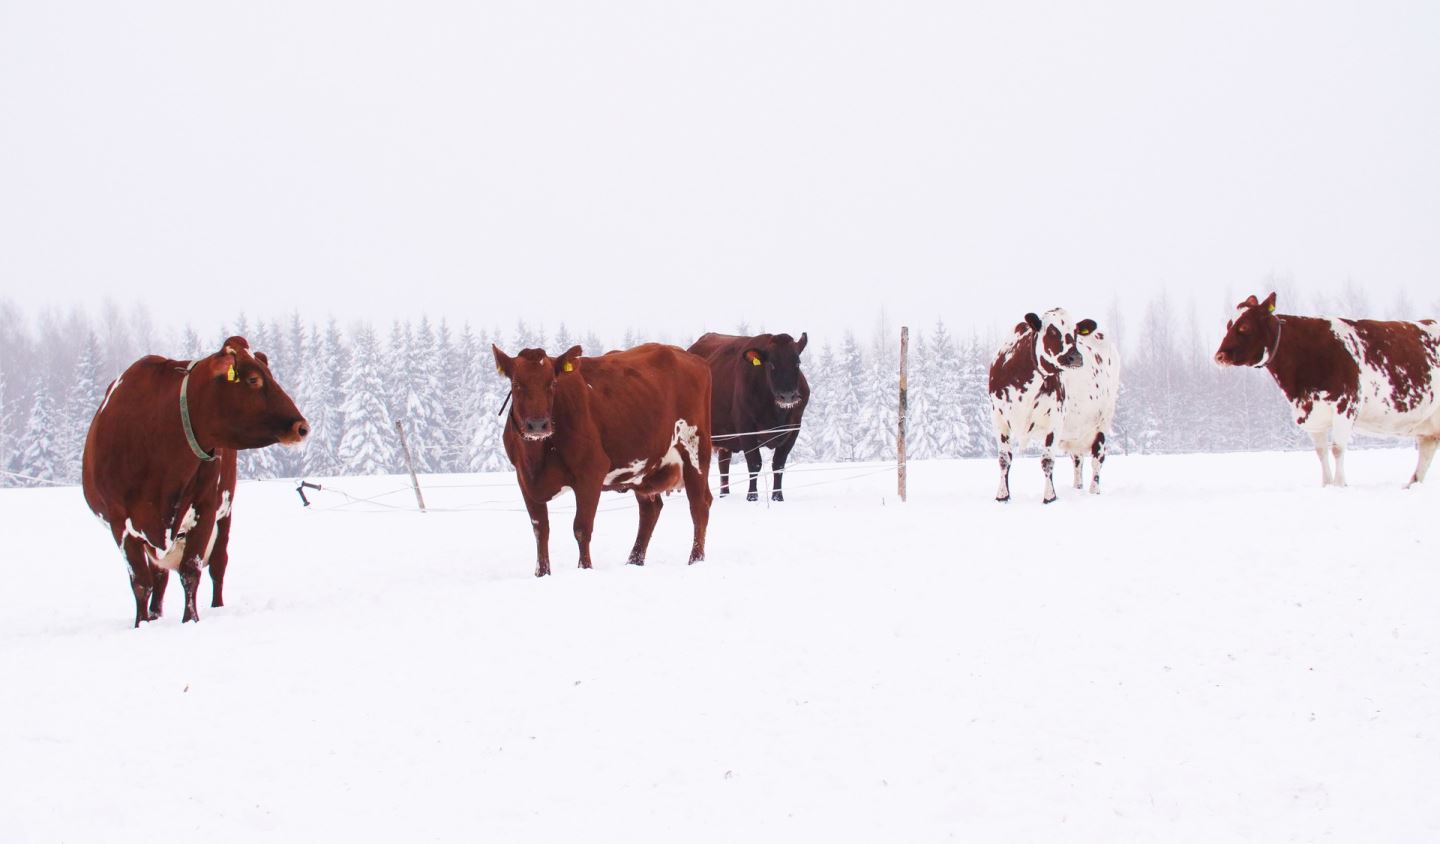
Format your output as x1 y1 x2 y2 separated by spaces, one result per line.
2 1 1438 348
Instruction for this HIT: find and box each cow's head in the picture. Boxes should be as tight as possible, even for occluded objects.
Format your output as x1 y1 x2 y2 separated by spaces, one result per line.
1023 309 1085 370
1215 292 1279 367
745 332 808 409
197 336 308 449
493 344 582 441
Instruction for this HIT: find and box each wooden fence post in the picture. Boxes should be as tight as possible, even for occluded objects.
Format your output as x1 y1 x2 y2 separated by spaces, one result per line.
395 419 427 513
898 325 909 503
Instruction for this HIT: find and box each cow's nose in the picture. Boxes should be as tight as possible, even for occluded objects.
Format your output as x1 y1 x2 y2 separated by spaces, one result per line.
291 419 310 441
1060 350 1083 368
523 417 552 436
776 391 801 406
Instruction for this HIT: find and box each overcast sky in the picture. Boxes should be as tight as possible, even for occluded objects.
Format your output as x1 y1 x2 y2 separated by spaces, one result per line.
2 1 1437 349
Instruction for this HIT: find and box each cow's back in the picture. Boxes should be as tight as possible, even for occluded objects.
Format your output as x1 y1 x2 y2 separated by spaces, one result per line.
582 344 712 462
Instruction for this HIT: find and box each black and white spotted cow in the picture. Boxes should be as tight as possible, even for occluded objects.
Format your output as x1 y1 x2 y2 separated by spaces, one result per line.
1056 322 1120 493
988 308 1089 503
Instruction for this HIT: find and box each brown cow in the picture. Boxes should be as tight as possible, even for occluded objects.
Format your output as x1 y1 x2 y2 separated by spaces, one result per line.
82 337 308 626
1215 292 1440 486
493 343 713 576
686 332 809 501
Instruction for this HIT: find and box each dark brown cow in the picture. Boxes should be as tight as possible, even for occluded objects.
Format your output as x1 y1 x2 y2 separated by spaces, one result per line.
82 337 308 626
686 332 809 501
493 343 713 576
1215 292 1440 487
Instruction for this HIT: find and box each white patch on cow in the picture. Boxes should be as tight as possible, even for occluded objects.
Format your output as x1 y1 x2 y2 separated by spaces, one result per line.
604 459 649 486
97 377 123 415
216 491 232 521
672 419 700 467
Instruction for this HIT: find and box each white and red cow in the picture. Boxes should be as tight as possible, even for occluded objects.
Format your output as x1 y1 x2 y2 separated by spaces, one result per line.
1215 292 1440 487
988 308 1091 503
1056 322 1121 494
83 337 309 626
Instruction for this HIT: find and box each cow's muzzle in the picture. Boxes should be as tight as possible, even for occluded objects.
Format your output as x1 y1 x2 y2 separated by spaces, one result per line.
775 391 803 410
521 417 554 441
280 418 310 445
1058 349 1084 368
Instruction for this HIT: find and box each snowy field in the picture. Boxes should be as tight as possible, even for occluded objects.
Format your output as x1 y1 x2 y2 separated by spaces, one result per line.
2 449 1438 842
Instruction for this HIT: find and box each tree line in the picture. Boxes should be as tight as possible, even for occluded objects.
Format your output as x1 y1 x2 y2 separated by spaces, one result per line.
2 282 1433 487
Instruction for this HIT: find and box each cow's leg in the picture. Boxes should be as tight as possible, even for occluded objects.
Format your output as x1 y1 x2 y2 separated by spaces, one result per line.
743 446 762 502
1072 454 1084 490
1041 434 1058 504
572 483 602 570
628 494 663 565
523 497 551 577
209 515 232 608
177 517 217 623
682 469 711 565
121 535 155 628
717 448 731 497
149 568 169 620
1309 430 1334 486
771 432 799 502
996 432 1012 502
1408 436 1439 488
1089 432 1107 494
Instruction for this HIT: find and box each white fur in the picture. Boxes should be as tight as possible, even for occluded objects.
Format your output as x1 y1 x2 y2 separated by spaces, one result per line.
1056 329 1121 491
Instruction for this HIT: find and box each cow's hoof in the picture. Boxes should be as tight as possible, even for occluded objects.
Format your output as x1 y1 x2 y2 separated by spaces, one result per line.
210 599 223 608
1042 496 1057 505
771 491 785 502
719 490 730 498
746 492 758 502
995 494 1010 502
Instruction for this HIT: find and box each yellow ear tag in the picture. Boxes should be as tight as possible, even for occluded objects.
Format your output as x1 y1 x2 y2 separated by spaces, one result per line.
1268 303 1276 313
749 353 762 366
563 361 574 372
226 365 238 382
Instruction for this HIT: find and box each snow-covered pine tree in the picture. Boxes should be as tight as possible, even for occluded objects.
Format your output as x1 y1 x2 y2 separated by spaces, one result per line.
468 326 511 472
920 320 969 458
402 316 447 474
431 319 466 474
815 333 863 461
338 323 397 475
906 329 933 460
957 333 992 457
14 376 62 485
301 319 348 477
855 333 897 462
58 331 105 483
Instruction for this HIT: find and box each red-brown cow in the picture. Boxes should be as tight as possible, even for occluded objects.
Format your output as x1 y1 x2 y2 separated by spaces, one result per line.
686 332 809 501
1216 292 1440 486
82 337 308 626
493 343 713 576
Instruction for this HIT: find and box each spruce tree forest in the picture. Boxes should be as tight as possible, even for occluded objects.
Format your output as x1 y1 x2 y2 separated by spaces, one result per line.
2 282 1433 487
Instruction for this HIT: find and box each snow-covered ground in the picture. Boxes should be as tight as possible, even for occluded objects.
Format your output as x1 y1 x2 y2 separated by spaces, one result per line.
2 450 1438 842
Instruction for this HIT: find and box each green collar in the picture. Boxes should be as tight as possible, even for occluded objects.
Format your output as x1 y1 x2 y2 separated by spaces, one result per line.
180 360 216 462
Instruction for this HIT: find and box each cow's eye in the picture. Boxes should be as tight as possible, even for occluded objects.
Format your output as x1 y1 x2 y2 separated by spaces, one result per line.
1238 324 1251 335
246 375 263 389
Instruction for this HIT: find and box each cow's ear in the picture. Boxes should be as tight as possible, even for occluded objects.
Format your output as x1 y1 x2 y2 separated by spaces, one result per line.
1261 291 1277 313
1024 313 1042 332
1075 319 1097 336
254 351 269 367
796 332 808 354
492 345 514 378
554 345 582 375
206 347 240 382
1241 294 1260 308
745 349 766 367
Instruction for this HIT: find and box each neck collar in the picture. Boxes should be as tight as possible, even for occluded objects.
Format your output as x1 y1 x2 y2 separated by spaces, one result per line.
1254 318 1283 369
180 360 216 462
